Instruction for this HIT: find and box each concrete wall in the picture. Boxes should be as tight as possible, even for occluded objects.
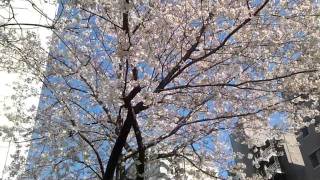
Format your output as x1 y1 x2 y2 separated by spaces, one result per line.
278 134 306 180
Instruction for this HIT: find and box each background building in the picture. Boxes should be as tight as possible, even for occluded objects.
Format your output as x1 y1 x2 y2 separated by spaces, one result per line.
127 156 219 180
296 116 320 180
0 1 56 179
231 125 320 180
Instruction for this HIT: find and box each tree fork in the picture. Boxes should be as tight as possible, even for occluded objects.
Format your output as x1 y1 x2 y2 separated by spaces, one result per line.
104 86 145 179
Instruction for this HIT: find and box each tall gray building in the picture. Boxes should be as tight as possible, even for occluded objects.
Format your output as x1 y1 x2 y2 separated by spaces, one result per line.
231 133 306 180
296 117 320 180
231 122 320 180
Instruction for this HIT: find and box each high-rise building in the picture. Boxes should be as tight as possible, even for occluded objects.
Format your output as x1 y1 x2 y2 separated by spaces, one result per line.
296 117 320 180
0 1 57 179
231 123 320 180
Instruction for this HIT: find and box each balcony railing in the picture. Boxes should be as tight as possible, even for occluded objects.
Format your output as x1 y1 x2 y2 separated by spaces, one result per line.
260 147 277 161
265 157 283 178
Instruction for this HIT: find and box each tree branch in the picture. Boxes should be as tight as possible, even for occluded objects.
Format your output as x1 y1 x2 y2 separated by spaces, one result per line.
78 132 105 176
0 23 54 29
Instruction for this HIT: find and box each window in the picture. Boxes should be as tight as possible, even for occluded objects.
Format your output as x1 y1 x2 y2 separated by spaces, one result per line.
301 126 309 137
309 148 320 168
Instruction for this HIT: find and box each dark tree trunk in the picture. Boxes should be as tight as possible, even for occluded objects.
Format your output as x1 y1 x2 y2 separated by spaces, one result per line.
103 108 134 180
132 115 145 180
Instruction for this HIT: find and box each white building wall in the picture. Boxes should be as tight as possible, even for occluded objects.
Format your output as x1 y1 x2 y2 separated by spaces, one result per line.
127 157 218 180
0 1 57 178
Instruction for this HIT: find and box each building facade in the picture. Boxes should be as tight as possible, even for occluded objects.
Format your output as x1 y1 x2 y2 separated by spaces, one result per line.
127 157 219 180
0 1 57 179
296 116 320 180
231 125 320 180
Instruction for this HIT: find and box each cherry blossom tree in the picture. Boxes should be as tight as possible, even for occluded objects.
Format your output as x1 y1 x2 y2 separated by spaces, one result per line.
0 0 319 179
